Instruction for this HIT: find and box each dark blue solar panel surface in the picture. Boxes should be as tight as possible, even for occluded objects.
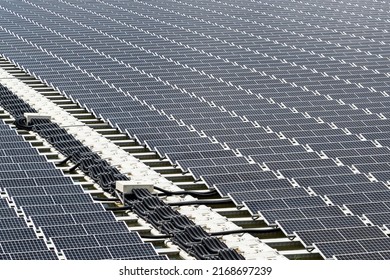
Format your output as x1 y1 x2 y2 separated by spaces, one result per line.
2 0 390 259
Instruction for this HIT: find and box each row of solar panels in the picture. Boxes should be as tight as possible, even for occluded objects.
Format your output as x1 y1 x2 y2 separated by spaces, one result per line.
1 1 388 101
1 0 390 259
0 2 380 168
0 116 164 260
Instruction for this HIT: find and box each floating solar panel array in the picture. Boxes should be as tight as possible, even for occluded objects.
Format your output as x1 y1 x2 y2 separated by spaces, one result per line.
1 0 390 259
0 85 165 260
0 84 242 260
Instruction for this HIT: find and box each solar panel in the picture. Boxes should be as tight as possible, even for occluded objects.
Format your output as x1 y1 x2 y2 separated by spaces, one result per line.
310 184 353 196
40 224 88 239
347 182 389 193
353 163 390 174
0 218 28 230
52 194 94 205
314 166 354 176
338 156 377 166
62 247 112 260
296 229 346 248
214 181 258 197
71 212 116 224
107 243 159 259
267 188 310 199
314 240 367 259
251 154 288 163
212 156 249 166
34 176 75 186
18 162 56 171
338 226 387 240
0 178 37 190
365 191 390 202
371 171 390 182
330 174 371 185
0 228 37 242
0 199 9 209
318 216 366 229
334 252 384 260
326 193 370 205
244 196 327 215
202 171 276 188
230 191 272 206
95 232 143 247
244 199 289 215
299 159 338 168
0 208 17 218
364 213 390 227
299 206 346 219
284 196 327 208
6 186 47 197
379 251 390 260
0 254 11 260
345 202 390 216
0 239 48 254
31 214 75 227
51 235 100 250
271 164 310 177
21 205 65 217
83 222 130 235
358 238 390 253
261 208 306 225
188 165 232 180
277 218 325 236
43 185 85 195
294 176 335 188
61 203 105 214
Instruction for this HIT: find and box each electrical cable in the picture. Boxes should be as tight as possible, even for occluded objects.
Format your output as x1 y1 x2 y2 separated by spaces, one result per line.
105 205 133 211
139 234 173 239
66 162 80 173
55 154 73 165
154 186 217 197
14 116 33 131
167 198 233 206
92 197 120 202
209 228 279 236
139 228 279 239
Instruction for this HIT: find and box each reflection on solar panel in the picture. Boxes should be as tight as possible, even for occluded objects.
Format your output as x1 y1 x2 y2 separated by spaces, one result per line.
1 0 390 260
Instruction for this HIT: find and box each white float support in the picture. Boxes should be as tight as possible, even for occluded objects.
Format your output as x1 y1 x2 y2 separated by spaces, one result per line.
24 112 51 124
115 181 154 194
